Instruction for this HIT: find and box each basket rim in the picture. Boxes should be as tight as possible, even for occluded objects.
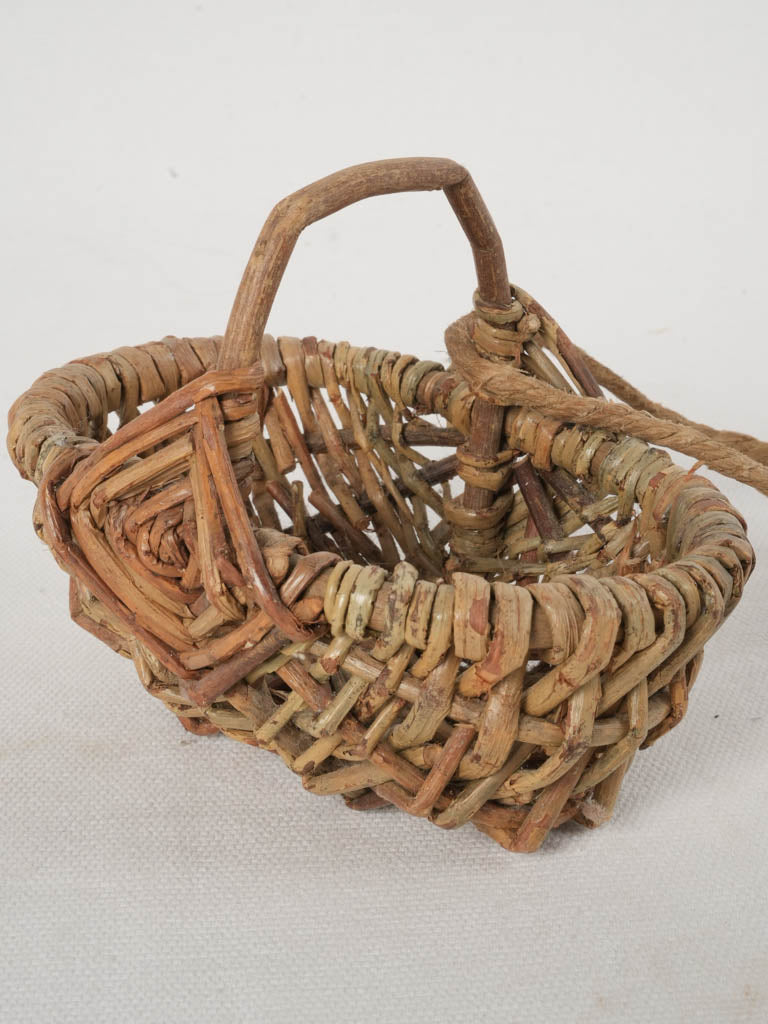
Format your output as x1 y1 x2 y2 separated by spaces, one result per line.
8 327 754 682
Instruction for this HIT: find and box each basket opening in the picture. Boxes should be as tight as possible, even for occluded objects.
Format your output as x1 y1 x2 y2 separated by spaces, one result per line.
246 375 656 587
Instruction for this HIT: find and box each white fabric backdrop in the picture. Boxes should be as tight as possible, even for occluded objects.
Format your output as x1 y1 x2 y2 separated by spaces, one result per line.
1 2 766 1021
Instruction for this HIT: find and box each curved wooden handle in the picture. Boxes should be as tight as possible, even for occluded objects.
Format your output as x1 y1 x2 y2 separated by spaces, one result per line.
218 157 511 370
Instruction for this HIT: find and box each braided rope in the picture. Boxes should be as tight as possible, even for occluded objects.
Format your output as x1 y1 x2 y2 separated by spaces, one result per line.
446 312 768 496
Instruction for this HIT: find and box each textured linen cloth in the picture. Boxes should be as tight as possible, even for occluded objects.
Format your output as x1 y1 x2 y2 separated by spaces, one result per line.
1 3 766 1021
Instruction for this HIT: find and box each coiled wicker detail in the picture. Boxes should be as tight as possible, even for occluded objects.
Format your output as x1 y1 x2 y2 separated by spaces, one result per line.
8 158 761 852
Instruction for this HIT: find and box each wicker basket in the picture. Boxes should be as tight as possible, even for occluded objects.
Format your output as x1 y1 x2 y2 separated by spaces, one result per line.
9 158 766 852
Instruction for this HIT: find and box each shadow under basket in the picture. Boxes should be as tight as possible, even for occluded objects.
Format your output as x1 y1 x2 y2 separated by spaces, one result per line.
8 158 766 852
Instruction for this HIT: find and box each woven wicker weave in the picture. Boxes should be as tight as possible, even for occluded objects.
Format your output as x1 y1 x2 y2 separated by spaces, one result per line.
9 158 766 852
